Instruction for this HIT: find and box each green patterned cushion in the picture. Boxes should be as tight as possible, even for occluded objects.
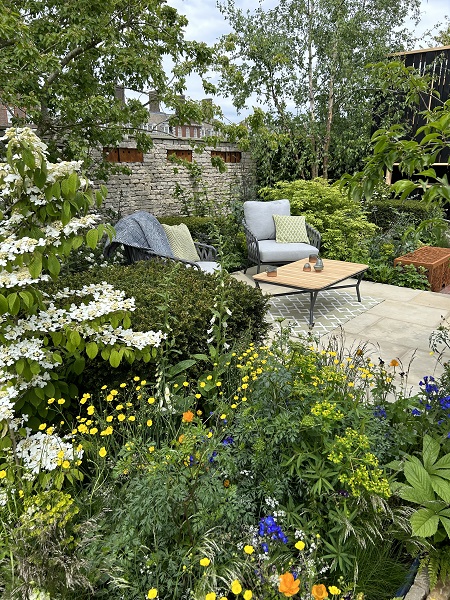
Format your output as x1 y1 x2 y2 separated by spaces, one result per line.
273 215 310 244
162 223 200 261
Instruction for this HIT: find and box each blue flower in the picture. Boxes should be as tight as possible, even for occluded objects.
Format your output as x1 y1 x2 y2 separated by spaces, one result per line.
411 408 421 416
208 451 218 463
261 542 269 553
222 436 234 446
374 406 387 419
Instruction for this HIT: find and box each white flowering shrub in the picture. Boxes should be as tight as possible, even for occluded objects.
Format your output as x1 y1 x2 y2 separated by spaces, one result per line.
0 127 164 431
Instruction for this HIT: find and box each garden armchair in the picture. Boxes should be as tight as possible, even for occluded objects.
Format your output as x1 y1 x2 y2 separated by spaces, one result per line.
243 200 321 273
104 211 219 274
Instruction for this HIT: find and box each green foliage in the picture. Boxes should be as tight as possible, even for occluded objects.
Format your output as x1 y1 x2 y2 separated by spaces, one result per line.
259 178 377 261
0 1 216 171
216 0 420 180
366 198 446 233
46 261 270 392
342 98 450 207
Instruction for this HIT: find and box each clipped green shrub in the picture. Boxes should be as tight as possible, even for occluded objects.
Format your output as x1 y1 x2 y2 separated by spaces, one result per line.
366 198 446 231
45 261 270 390
259 178 377 262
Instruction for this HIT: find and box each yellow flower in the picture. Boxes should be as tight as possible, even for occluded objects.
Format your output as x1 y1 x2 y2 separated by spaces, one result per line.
0 470 6 479
106 415 113 422
128 415 136 422
328 586 341 596
100 426 113 436
216 381 222 387
110 389 118 396
243 591 253 600
57 398 65 405
106 394 113 401
231 580 242 595
47 397 55 404
133 376 140 381
101 385 107 390
183 381 189 387
117 414 125 422
120 382 127 388
46 427 54 435
62 460 70 469
141 380 147 385
147 589 158 599
99 447 107 458
295 540 305 551
207 431 213 438
57 450 65 459
199 381 206 388
206 375 212 380
243 545 254 554
18 489 24 497
206 594 216 600
116 404 123 411
220 413 227 420
39 423 46 431
149 446 155 452
148 397 155 404
86 405 94 415
147 419 153 427
200 557 211 567
89 427 98 435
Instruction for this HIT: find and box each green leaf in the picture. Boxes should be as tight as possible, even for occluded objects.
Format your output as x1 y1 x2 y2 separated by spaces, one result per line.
62 200 71 225
86 229 99 249
167 359 197 377
0 294 8 314
434 454 450 472
29 253 43 279
69 330 81 347
423 435 440 471
33 168 47 188
19 291 33 308
109 350 121 368
68 172 78 194
440 516 450 539
411 508 440 538
47 253 61 277
85 341 98 359
7 293 20 315
72 357 85 375
430 476 450 503
15 358 26 375
404 456 434 497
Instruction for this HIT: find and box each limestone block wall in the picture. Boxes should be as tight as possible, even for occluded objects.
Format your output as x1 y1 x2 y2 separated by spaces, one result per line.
97 136 256 217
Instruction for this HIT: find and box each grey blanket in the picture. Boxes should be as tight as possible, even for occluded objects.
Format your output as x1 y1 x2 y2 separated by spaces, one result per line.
103 211 174 259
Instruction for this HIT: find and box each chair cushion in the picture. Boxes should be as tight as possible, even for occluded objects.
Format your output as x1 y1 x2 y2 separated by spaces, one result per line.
162 223 200 262
196 261 220 274
244 199 290 240
258 240 319 263
273 214 310 243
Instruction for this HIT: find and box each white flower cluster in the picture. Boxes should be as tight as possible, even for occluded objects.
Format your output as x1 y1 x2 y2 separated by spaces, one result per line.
0 267 50 289
15 430 83 474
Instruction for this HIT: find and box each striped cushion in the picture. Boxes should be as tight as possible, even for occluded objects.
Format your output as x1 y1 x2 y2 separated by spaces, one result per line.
162 223 200 262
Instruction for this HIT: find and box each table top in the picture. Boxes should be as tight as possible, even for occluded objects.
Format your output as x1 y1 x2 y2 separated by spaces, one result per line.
253 258 369 291
394 246 450 267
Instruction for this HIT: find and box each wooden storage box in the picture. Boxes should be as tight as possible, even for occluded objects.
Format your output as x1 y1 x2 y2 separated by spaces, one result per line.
394 246 450 292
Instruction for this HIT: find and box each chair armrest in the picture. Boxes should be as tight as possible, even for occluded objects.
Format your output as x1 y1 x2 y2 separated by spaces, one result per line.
242 220 261 265
123 245 201 270
306 223 321 250
195 242 218 261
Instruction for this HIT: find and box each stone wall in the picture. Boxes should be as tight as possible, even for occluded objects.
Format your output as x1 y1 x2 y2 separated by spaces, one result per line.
97 136 256 217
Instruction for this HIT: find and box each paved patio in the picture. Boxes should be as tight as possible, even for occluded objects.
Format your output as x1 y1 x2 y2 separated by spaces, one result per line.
232 266 450 395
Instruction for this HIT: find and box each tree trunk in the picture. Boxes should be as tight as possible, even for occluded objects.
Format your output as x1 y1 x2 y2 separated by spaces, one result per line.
322 67 335 180
307 0 319 179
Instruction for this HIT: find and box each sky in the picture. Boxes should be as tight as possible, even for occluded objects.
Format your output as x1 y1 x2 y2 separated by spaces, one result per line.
153 0 450 122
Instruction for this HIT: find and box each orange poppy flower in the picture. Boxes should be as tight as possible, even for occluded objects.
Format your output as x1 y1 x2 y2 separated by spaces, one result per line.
182 410 194 423
311 584 328 599
279 573 300 597
389 359 400 367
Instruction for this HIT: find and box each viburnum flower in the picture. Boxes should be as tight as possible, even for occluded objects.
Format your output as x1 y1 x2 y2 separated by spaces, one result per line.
279 572 300 597
311 584 328 599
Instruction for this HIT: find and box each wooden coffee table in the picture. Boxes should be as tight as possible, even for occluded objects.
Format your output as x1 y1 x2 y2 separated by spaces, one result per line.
253 258 369 327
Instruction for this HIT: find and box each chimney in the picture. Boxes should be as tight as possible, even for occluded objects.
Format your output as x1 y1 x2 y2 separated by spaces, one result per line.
149 91 160 113
114 85 125 102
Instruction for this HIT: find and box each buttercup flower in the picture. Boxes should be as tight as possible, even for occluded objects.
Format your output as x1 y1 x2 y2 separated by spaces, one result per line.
328 586 341 595
243 591 253 600
231 580 242 595
279 573 300 597
312 584 328 599
244 545 254 554
99 447 107 458
200 557 211 567
147 589 158 599
0 470 6 478
295 540 305 550
206 594 216 600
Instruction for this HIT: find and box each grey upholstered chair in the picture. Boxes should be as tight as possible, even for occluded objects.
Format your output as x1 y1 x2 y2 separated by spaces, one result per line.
242 200 321 273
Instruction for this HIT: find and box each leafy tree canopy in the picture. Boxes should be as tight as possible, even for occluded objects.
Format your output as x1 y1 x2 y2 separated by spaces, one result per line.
0 0 217 169
215 0 421 183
